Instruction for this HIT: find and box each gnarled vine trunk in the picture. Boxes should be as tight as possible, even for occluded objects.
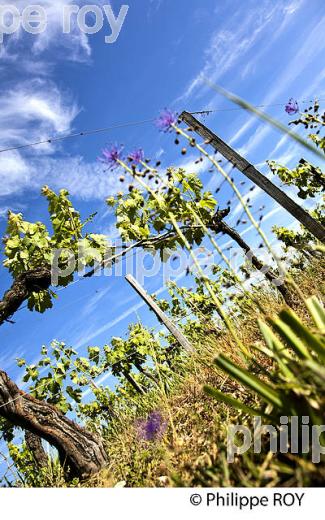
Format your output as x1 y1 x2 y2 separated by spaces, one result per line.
0 267 52 325
25 431 49 468
0 370 107 479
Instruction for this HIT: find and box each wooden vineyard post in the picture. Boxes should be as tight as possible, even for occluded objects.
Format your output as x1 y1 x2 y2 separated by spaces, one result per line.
125 274 194 353
180 111 325 243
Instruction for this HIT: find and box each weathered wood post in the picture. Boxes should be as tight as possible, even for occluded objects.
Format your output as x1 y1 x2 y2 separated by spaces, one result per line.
125 274 194 352
180 111 325 243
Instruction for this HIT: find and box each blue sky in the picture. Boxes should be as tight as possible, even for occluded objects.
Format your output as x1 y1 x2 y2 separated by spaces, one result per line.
0 0 324 394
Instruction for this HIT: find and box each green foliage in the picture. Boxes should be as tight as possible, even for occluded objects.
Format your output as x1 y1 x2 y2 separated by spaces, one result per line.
288 100 325 152
8 443 72 488
5 262 325 487
158 278 222 319
268 159 324 199
3 212 52 275
155 275 226 339
113 189 151 241
273 201 325 252
107 168 218 255
205 296 325 426
2 187 108 312
267 104 324 200
15 323 173 423
17 341 89 414
78 387 118 426
268 102 325 252
103 323 172 397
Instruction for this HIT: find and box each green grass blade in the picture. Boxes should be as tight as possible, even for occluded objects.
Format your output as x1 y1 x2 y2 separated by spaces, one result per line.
252 342 275 359
304 359 325 380
258 320 289 357
305 296 325 333
269 316 313 361
258 320 294 379
214 354 284 409
204 385 270 419
278 308 325 362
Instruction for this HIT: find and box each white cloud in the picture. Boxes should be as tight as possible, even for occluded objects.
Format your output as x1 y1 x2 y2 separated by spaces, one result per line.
0 1 118 202
229 118 257 147
0 150 30 196
237 125 271 158
148 0 163 16
30 156 123 200
283 0 304 15
237 0 305 80
0 152 125 200
235 61 325 159
258 17 325 106
0 78 78 147
230 188 263 220
0 78 83 197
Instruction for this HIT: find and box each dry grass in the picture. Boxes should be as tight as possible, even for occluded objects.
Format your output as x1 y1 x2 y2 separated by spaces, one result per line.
91 258 325 488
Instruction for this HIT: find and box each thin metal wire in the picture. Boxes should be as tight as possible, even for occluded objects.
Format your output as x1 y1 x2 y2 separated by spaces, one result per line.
0 118 156 154
189 97 325 116
1 97 323 155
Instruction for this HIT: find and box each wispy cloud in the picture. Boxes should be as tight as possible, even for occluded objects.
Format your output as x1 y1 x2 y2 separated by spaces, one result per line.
228 19 325 153
177 0 303 103
29 156 123 200
0 150 30 196
73 273 187 349
0 78 81 197
0 78 78 146
174 154 210 176
74 301 145 349
81 286 111 317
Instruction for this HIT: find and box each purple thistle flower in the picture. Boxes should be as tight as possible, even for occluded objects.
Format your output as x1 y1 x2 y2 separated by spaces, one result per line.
98 144 124 170
155 109 177 133
285 98 299 115
136 411 168 441
129 148 145 164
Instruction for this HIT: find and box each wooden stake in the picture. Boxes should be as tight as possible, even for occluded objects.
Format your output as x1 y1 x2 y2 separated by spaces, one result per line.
180 111 325 243
125 274 194 352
